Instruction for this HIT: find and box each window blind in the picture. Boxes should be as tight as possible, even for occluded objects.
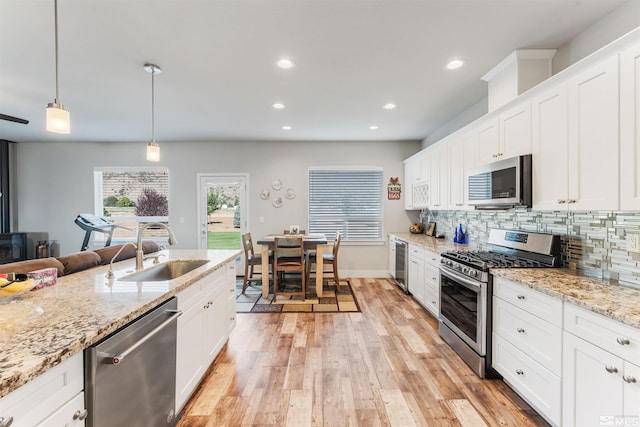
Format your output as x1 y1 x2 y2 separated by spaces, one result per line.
308 168 383 241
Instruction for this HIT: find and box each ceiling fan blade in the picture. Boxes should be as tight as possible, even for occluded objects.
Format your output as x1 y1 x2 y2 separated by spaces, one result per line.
0 114 29 125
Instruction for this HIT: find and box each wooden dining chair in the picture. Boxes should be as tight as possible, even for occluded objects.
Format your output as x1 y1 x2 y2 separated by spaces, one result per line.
307 231 342 290
273 236 306 301
241 232 269 294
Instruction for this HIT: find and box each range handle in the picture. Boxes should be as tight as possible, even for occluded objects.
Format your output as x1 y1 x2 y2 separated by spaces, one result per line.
99 309 182 365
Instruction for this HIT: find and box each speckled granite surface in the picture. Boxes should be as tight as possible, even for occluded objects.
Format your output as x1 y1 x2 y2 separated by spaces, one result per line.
390 232 640 330
491 268 640 330
0 249 240 399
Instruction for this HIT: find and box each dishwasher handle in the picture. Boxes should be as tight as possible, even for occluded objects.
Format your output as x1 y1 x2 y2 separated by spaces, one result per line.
100 309 182 366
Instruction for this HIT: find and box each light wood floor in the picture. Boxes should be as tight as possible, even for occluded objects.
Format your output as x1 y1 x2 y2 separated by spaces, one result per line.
177 278 549 427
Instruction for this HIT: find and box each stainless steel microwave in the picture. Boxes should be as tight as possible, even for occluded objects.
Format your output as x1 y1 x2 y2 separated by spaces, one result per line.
466 154 532 208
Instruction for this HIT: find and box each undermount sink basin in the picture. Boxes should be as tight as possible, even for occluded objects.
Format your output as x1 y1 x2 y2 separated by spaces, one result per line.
120 259 209 282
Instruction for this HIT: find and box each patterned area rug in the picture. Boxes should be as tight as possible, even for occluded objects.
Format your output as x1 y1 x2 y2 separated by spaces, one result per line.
236 278 360 313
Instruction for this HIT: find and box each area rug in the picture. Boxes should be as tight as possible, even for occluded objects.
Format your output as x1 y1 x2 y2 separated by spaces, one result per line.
236 278 360 313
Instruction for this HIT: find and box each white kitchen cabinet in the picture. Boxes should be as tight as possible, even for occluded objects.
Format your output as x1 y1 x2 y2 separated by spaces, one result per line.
176 260 236 413
532 83 569 210
492 277 562 426
563 303 640 426
227 262 237 334
408 244 425 306
423 250 440 318
476 101 532 167
448 131 477 210
567 55 619 211
476 117 500 166
404 151 430 210
429 142 449 210
620 42 640 210
0 352 86 427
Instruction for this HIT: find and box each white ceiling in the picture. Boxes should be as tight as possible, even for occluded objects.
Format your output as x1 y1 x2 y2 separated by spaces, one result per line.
0 0 629 143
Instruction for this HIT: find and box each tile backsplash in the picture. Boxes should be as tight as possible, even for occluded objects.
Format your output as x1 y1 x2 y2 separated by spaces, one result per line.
420 208 640 290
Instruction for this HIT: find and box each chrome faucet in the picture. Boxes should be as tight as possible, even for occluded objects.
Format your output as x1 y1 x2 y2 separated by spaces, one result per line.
106 242 137 279
136 222 178 270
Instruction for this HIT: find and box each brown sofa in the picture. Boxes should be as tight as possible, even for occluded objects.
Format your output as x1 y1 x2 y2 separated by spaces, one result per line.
0 242 161 277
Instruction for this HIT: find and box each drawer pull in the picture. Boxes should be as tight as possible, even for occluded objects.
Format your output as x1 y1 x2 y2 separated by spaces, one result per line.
557 199 566 204
515 369 524 375
517 328 525 334
623 375 637 384
605 366 618 374
617 338 630 346
0 416 14 427
73 410 89 421
517 295 526 300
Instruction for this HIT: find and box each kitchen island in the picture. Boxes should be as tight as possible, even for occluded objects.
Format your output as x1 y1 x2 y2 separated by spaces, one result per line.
0 249 241 399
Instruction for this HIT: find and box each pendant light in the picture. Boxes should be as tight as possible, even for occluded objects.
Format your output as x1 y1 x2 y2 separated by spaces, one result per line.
144 63 162 162
46 0 70 134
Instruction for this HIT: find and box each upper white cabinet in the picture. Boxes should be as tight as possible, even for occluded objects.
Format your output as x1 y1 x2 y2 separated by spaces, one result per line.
403 151 429 210
532 84 569 210
567 55 619 211
449 131 477 210
476 101 532 166
620 42 640 210
428 142 448 210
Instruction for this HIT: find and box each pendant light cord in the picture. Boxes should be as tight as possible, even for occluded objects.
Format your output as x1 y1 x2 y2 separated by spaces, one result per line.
54 0 60 105
151 69 155 144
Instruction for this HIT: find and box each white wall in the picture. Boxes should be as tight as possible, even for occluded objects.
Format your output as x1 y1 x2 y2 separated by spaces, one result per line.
14 139 419 276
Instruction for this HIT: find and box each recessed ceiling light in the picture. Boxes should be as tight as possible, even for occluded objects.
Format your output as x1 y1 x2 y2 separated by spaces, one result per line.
276 58 295 69
446 59 464 70
369 125 379 130
282 125 292 130
382 103 396 110
272 103 285 109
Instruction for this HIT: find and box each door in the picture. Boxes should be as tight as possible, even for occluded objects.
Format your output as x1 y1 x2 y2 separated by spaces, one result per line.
197 174 248 251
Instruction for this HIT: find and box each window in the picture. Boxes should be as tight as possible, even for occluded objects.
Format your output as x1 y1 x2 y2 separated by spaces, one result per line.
94 167 169 242
308 168 383 242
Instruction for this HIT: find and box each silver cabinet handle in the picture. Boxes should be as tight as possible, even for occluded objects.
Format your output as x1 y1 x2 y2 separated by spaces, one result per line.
557 199 566 204
517 328 525 333
605 366 618 374
567 199 576 204
0 417 14 427
617 338 630 345
101 309 182 365
516 369 524 375
73 409 88 421
517 295 526 300
623 375 637 383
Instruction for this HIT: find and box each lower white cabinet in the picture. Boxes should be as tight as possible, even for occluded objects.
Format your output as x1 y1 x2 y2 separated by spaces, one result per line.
388 236 396 279
563 304 640 426
408 244 425 306
492 277 562 426
175 260 236 413
423 250 440 318
0 352 86 427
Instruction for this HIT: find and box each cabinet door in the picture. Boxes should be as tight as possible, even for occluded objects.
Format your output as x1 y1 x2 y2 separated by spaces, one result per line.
36 392 85 427
563 332 624 427
448 137 465 209
476 117 500 165
389 237 396 278
204 284 229 366
567 55 620 210
429 143 448 209
500 100 532 159
624 361 640 417
404 159 417 209
408 255 425 305
532 83 569 210
620 42 640 210
176 297 206 412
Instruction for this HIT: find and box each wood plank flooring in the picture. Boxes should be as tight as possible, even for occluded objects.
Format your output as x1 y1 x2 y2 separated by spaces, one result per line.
177 278 549 427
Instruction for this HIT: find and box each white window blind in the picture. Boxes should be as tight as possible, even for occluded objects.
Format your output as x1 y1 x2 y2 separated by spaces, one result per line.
308 168 383 241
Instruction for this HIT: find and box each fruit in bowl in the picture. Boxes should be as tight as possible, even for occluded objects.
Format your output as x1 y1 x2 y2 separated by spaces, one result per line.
409 223 424 234
0 275 42 299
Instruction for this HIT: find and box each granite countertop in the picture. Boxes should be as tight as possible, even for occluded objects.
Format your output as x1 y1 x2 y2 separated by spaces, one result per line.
390 231 640 331
0 249 241 399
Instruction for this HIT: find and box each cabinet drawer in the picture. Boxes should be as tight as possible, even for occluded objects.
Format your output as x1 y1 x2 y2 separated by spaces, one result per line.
36 392 85 427
0 352 84 427
424 281 439 318
409 244 425 260
424 249 440 267
564 303 640 363
493 333 561 426
425 264 439 288
493 277 562 326
493 296 562 375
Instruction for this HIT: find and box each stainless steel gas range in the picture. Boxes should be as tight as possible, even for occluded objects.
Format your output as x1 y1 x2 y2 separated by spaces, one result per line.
438 229 561 378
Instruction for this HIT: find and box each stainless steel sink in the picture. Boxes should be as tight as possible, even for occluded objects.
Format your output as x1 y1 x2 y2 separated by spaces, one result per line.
119 259 209 282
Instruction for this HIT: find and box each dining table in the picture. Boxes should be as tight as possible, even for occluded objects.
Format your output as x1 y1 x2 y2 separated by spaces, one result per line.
256 233 329 299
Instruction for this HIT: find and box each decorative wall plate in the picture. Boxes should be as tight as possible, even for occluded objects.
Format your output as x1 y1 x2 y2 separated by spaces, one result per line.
272 179 283 191
272 196 283 208
285 188 296 199
260 189 270 200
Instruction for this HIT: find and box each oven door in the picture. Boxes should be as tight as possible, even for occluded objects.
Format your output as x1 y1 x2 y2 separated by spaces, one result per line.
439 266 486 356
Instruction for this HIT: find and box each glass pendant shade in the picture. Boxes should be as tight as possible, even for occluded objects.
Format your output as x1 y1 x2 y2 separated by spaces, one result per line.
146 141 160 162
46 103 70 134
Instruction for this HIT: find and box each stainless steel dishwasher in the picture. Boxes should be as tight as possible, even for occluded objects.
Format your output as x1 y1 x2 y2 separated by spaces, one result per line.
85 297 181 427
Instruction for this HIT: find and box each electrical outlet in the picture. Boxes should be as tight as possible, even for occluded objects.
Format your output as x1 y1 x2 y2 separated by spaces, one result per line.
627 233 640 253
